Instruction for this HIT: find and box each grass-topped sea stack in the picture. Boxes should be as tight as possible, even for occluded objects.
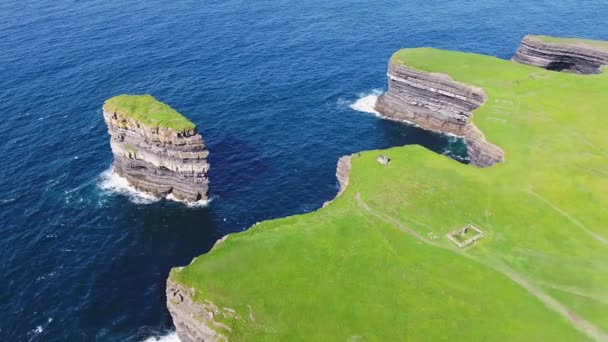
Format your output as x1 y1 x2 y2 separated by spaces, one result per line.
103 95 209 202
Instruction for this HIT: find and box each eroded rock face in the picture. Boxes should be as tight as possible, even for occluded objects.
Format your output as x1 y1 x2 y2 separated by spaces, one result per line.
103 109 210 202
375 61 504 167
322 155 351 208
166 278 224 342
513 35 608 74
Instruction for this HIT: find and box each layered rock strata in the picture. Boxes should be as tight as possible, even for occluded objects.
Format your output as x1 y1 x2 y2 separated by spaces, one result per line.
323 155 352 208
513 35 608 74
375 61 504 167
103 95 210 201
167 278 225 342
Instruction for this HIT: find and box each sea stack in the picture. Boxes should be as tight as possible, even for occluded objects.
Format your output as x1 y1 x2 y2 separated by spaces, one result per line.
103 95 210 202
513 35 608 73
375 53 504 167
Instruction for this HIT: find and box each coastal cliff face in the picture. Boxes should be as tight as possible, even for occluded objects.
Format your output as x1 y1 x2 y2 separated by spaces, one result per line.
322 155 352 208
103 95 210 202
375 60 504 167
167 277 224 342
513 35 608 74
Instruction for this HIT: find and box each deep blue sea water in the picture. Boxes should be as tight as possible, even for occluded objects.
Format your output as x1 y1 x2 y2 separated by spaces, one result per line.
1 0 608 340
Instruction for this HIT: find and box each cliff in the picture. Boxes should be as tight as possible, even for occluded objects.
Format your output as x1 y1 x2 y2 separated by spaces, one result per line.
375 58 504 167
513 35 608 73
166 277 226 342
164 44 608 341
103 95 210 202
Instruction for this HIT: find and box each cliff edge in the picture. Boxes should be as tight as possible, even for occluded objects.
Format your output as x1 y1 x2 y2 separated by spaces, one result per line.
513 35 608 73
103 95 210 202
375 55 504 167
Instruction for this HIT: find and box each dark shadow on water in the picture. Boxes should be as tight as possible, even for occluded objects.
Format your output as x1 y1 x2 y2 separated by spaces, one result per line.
76 201 220 341
375 118 469 163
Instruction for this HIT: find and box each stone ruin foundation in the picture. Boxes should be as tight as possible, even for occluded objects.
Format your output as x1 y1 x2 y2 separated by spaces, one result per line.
447 224 484 248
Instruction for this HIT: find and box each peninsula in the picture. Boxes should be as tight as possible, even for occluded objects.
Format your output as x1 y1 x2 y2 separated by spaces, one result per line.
103 95 210 202
167 36 608 341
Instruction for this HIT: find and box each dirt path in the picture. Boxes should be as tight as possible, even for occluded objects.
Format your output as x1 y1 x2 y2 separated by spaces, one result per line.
355 193 608 341
529 190 608 246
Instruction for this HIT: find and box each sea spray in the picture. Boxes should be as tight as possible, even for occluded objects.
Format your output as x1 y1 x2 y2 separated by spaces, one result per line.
98 168 160 204
143 332 181 342
349 89 383 115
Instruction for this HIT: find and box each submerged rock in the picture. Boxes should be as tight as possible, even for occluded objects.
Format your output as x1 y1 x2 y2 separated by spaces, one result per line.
103 95 210 202
375 57 504 167
513 35 608 74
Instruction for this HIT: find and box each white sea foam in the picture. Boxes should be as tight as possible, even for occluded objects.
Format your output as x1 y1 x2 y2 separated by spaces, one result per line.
143 332 181 342
99 168 212 207
349 89 383 115
166 193 212 208
98 168 160 204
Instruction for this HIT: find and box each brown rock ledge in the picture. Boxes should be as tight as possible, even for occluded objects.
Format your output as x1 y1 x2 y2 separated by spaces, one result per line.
513 35 608 74
375 61 504 167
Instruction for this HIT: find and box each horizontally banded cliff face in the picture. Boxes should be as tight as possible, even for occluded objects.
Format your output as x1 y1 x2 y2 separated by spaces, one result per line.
103 95 209 202
375 60 504 167
322 155 352 208
513 35 608 74
167 278 226 342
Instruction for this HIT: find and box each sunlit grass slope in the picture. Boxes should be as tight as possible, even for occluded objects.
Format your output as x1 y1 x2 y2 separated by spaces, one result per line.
103 94 196 131
172 48 608 340
535 35 608 50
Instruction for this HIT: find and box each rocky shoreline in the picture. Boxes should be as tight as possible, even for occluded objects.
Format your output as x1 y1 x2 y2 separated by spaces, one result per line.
513 35 608 73
375 60 504 167
103 95 210 202
166 277 227 342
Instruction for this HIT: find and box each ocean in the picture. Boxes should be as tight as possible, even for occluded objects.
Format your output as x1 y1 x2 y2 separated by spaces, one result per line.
1 0 607 340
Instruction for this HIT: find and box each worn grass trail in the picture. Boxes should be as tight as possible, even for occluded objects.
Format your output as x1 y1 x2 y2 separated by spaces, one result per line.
356 193 608 342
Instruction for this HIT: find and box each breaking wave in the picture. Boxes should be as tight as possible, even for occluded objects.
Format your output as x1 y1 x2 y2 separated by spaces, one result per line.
143 332 181 342
349 89 383 115
166 193 212 208
98 168 160 204
98 168 212 207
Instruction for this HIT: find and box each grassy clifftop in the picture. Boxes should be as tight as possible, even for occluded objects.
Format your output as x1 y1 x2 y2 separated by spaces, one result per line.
171 48 608 340
103 94 196 132
534 34 608 50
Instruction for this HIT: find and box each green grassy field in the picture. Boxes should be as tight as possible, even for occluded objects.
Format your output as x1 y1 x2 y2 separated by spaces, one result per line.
103 94 196 132
171 48 608 340
535 35 608 50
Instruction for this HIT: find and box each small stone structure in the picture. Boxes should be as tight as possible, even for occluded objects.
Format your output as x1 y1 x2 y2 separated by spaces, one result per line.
447 224 484 248
377 155 391 165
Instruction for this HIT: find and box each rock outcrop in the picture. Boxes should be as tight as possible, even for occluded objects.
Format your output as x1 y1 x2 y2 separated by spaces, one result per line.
166 277 224 342
103 95 210 202
375 60 504 167
513 35 608 74
322 155 352 208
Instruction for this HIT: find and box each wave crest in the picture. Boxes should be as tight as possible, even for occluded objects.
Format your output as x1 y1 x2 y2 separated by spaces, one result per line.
349 89 383 115
98 168 160 204
143 332 181 342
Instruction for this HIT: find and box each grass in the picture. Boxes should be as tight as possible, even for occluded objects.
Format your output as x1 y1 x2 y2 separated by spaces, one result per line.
533 35 608 50
103 94 196 132
123 143 137 155
171 47 608 340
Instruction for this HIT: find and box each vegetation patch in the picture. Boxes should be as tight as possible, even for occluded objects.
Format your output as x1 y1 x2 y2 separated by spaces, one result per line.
172 47 608 340
123 143 137 156
534 35 608 50
103 94 196 132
